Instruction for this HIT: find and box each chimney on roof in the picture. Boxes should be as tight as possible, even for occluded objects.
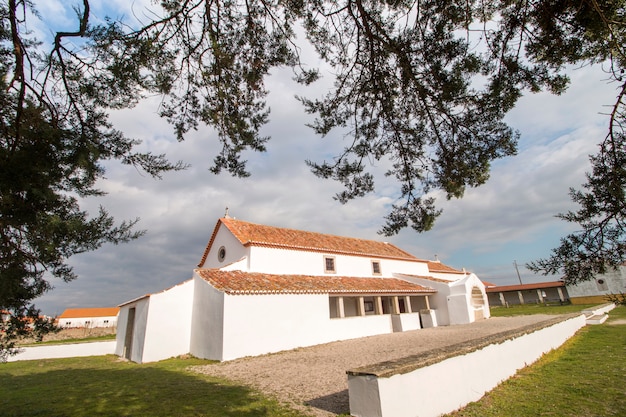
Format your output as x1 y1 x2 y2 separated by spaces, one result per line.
434 254 440 262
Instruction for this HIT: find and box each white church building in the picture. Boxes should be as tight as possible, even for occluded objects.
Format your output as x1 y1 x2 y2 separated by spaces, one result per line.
115 216 490 363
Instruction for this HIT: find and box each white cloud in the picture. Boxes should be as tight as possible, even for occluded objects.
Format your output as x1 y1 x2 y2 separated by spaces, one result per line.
33 4 619 314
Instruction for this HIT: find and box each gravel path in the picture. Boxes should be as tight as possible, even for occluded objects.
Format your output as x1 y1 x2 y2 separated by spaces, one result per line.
193 315 557 416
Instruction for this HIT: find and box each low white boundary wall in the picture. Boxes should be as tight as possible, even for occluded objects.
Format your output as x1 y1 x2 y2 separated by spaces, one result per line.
347 314 587 417
582 302 615 316
7 341 116 362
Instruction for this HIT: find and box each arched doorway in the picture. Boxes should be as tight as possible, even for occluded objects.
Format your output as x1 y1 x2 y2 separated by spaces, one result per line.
471 286 486 320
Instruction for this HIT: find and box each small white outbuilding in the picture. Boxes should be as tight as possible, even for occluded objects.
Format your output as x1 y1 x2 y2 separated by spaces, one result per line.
116 216 490 363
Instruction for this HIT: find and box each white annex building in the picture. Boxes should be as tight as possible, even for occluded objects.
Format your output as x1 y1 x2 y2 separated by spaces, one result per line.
115 216 490 363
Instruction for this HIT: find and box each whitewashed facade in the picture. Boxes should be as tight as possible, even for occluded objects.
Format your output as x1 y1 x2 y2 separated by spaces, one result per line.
116 217 490 363
566 264 626 304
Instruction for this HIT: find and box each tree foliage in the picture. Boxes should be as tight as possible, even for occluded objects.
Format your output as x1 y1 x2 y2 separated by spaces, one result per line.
522 1 626 283
0 0 185 359
1 0 626 358
86 0 626 282
528 88 626 283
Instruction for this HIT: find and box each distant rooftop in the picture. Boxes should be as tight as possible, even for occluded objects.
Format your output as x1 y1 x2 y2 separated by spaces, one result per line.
485 281 565 293
58 307 119 318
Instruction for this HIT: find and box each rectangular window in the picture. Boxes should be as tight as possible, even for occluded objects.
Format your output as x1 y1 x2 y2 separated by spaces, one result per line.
371 261 381 275
324 256 336 273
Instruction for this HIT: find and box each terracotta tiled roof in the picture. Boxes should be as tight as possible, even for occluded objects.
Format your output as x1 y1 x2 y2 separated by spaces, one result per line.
196 269 436 295
427 261 463 274
485 281 565 293
199 217 422 267
396 273 458 283
58 307 119 319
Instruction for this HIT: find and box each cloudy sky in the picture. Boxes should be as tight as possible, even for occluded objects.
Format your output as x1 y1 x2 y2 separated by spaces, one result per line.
32 1 618 315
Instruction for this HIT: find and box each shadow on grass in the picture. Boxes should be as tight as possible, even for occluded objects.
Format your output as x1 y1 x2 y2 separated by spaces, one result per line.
0 357 299 417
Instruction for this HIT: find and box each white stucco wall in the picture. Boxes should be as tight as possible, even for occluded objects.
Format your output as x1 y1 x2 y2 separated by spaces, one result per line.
395 273 489 326
115 297 150 363
116 280 194 363
220 292 331 360
396 275 452 325
190 276 226 360
204 242 431 279
447 274 490 325
200 225 248 269
247 246 430 277
567 265 626 298
192 288 400 361
140 279 194 363
348 314 587 417
392 312 422 331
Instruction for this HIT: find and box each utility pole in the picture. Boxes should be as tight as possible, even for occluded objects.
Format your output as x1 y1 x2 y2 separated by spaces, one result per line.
513 260 523 285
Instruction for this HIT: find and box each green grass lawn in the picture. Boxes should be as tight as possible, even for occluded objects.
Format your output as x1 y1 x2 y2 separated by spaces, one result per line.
0 355 309 417
2 304 623 417
447 305 626 416
489 302 599 317
20 333 117 347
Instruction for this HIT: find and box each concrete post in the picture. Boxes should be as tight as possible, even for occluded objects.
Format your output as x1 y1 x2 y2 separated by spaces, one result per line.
357 297 365 316
375 296 383 315
537 289 544 303
391 297 400 314
404 296 413 313
337 296 345 318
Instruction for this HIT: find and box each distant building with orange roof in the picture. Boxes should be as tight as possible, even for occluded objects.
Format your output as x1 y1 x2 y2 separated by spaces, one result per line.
57 307 119 328
486 281 568 306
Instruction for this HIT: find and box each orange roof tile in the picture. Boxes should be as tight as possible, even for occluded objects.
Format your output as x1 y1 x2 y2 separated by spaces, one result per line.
427 261 463 274
196 269 436 295
396 273 459 283
199 217 422 267
58 307 119 319
485 281 565 293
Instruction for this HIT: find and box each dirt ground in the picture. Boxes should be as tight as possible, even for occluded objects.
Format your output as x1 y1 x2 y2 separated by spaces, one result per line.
193 314 558 417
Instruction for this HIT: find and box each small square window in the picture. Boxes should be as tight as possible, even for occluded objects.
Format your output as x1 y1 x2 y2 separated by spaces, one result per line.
372 261 381 275
324 256 336 273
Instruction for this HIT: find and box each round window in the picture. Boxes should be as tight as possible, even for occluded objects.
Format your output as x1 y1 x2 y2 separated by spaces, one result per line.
217 246 226 262
597 279 605 285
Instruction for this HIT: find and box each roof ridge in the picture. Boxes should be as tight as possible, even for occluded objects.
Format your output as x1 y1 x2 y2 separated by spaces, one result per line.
219 217 424 261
